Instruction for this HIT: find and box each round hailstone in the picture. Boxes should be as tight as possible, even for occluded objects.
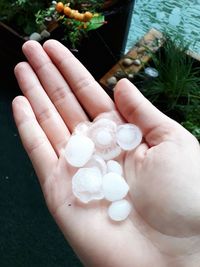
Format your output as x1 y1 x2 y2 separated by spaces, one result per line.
88 118 121 160
116 124 142 151
96 130 113 146
102 172 129 202
108 199 132 222
85 154 107 175
107 160 123 176
92 118 117 129
97 146 122 161
74 121 92 136
65 135 95 167
72 167 104 203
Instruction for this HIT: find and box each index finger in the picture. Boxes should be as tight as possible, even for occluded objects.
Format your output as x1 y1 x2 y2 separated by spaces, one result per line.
43 39 115 119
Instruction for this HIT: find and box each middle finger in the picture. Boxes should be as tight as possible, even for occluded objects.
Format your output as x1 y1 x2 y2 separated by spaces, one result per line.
22 40 88 132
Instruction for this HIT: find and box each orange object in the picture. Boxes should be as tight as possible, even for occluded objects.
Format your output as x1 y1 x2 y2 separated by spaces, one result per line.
83 11 93 22
55 2 64 13
68 9 76 18
64 6 71 16
74 12 85 21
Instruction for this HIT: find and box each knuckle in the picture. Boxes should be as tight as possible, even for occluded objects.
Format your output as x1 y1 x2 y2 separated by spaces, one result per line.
37 107 54 124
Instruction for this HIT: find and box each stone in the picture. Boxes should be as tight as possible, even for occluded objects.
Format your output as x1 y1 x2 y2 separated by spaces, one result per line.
137 47 146 53
40 29 51 39
132 59 141 66
122 58 134 67
107 76 117 87
29 32 42 42
144 67 159 78
127 73 134 80
114 70 127 79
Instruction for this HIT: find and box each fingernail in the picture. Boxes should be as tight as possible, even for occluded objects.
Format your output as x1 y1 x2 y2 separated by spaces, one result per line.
13 96 33 121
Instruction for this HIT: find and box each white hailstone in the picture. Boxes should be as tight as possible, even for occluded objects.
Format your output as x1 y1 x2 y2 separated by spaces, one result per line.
108 199 132 222
65 135 95 167
116 124 142 151
96 111 124 125
96 130 113 146
107 160 123 176
102 172 129 202
88 118 121 160
74 121 92 136
85 155 107 175
97 146 122 161
72 167 104 203
92 118 117 131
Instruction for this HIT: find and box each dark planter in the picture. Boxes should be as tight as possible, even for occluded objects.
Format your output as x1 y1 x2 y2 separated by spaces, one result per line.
74 0 135 79
0 22 25 67
0 0 134 80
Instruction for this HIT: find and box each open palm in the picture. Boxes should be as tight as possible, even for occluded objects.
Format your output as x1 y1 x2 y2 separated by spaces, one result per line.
13 40 200 267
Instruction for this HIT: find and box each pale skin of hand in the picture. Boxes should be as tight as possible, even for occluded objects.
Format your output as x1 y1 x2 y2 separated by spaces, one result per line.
12 40 200 267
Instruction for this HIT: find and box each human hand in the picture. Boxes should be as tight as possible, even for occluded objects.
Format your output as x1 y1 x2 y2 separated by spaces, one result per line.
12 40 200 267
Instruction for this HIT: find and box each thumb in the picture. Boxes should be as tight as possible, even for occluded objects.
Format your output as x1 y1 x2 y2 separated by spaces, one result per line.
114 79 179 145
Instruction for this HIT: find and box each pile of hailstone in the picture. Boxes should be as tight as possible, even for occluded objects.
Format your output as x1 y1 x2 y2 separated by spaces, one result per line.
64 118 142 222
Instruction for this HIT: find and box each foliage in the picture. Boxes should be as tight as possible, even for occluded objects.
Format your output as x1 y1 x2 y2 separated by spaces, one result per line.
180 98 200 139
0 0 106 46
66 0 104 11
139 34 200 140
60 14 105 48
0 0 46 34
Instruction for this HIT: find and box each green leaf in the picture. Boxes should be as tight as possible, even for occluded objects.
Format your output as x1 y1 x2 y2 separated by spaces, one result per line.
86 14 105 31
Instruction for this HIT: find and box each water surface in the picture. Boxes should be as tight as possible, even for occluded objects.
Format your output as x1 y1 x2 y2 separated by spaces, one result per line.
126 0 200 54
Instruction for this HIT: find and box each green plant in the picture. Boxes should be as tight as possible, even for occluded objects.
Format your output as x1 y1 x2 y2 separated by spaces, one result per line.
35 1 105 48
0 0 46 34
139 33 200 140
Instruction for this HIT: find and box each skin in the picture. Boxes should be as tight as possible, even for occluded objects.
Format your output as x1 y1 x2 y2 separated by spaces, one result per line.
12 40 200 267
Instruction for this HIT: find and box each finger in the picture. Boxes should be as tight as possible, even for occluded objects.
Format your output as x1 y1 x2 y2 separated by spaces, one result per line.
114 79 178 145
12 96 57 185
22 40 88 131
43 39 115 119
14 62 70 154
